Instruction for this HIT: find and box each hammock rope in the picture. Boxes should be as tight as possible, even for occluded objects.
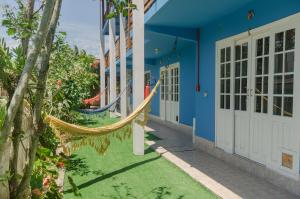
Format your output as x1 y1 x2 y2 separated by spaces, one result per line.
44 80 160 154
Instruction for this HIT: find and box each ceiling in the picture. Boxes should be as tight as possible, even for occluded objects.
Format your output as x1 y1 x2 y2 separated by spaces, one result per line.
147 0 254 28
144 31 194 60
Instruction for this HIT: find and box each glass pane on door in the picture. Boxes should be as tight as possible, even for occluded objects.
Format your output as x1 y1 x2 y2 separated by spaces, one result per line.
254 36 270 114
220 47 231 110
234 42 248 111
272 29 295 117
160 71 165 100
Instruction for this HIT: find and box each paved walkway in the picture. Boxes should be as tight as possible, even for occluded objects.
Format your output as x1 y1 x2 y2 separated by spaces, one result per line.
145 119 298 199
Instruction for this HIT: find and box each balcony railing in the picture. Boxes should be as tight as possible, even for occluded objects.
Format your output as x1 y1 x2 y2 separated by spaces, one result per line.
104 0 155 67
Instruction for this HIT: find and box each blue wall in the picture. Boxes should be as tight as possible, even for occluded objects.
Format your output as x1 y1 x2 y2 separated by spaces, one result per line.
146 43 196 126
196 0 300 141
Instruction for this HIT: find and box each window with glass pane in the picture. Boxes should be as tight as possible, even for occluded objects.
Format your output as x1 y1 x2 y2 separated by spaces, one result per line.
255 36 270 114
273 29 295 117
220 47 231 109
234 42 248 111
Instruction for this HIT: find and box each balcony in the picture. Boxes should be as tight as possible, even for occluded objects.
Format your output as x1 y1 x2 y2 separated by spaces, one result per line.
102 0 156 67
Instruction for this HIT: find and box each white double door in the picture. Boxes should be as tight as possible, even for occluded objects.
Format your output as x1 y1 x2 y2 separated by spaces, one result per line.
160 63 180 123
233 37 268 163
234 35 284 164
233 29 296 165
217 19 299 173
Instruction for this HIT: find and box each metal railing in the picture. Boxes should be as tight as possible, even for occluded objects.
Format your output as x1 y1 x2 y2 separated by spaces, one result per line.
104 0 156 67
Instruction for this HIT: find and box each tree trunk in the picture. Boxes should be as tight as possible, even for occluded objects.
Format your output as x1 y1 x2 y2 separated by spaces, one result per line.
0 0 56 161
9 103 24 198
15 134 39 199
9 1 36 195
15 0 63 197
21 0 35 55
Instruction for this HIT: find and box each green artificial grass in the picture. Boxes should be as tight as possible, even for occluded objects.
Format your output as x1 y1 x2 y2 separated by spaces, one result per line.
64 113 217 199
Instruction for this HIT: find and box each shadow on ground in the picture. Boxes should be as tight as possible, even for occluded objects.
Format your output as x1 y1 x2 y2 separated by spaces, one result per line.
64 156 161 194
100 183 186 199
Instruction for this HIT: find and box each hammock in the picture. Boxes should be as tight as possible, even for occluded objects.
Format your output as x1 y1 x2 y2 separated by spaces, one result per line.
83 94 100 106
78 90 122 114
78 94 120 114
78 81 132 114
44 80 160 154
83 86 108 106
82 67 110 106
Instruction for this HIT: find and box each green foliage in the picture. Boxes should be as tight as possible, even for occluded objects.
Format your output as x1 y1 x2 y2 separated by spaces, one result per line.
39 127 60 153
0 38 25 95
106 0 136 19
1 0 40 41
45 33 98 122
0 101 7 129
33 32 98 196
0 0 38 96
1 2 99 198
31 146 64 199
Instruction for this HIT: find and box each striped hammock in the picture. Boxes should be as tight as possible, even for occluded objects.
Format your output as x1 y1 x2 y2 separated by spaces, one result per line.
44 81 160 154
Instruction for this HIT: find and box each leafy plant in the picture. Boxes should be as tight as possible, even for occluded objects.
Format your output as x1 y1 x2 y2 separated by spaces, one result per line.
31 146 63 199
106 0 137 19
1 0 40 40
45 33 98 123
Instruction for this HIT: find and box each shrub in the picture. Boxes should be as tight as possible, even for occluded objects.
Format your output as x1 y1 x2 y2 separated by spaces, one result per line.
44 33 98 123
35 33 98 197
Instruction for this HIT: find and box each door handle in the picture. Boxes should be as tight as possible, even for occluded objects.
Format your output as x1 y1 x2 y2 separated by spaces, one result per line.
248 88 253 97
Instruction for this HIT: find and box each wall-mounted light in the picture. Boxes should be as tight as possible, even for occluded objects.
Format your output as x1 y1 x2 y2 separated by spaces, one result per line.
247 10 255 36
247 10 255 21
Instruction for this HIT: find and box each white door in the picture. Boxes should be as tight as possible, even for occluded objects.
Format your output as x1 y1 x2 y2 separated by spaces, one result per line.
234 39 251 158
160 63 180 123
258 25 299 176
216 43 234 154
216 15 300 178
248 33 272 164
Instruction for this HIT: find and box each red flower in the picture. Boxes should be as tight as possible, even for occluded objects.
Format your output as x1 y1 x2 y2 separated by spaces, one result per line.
32 188 42 196
43 176 51 187
57 161 65 168
57 79 62 87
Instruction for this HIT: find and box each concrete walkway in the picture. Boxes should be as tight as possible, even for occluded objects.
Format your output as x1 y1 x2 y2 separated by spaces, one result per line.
145 119 298 199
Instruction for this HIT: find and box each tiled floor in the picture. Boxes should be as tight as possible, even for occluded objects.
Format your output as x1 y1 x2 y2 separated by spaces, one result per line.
146 119 299 199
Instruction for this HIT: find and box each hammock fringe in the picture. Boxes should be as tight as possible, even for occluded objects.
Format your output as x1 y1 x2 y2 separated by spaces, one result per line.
44 81 160 155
